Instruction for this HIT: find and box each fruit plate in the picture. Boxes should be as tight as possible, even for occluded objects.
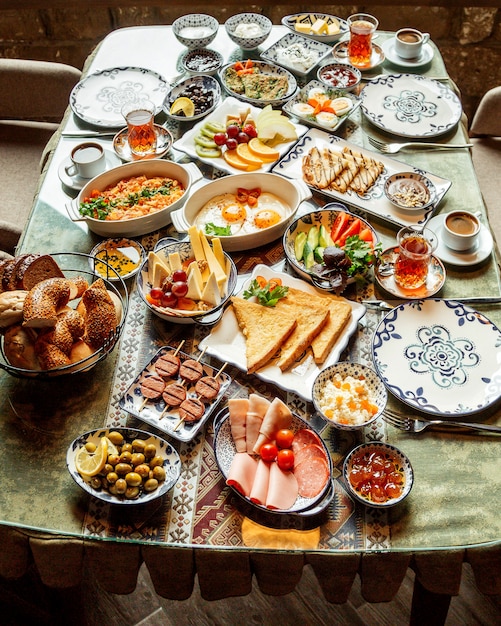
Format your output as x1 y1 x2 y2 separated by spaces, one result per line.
198 264 365 401
173 97 307 176
119 346 232 442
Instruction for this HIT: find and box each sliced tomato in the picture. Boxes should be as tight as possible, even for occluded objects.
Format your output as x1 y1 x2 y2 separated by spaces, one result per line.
358 227 374 243
337 218 362 246
255 275 268 288
236 187 248 203
234 61 245 71
248 187 261 198
330 211 350 242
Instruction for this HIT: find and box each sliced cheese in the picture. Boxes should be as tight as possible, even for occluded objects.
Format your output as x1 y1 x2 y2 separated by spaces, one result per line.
188 225 210 281
211 237 227 274
295 22 312 34
201 271 221 307
187 261 204 291
168 252 182 272
311 18 328 35
147 251 170 286
186 268 203 300
200 232 227 288
327 20 340 35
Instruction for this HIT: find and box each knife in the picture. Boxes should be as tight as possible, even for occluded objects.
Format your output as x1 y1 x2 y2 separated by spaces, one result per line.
362 297 501 310
61 131 118 138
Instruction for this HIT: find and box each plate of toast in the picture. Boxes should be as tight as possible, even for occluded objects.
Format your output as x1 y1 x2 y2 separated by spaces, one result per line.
199 264 365 400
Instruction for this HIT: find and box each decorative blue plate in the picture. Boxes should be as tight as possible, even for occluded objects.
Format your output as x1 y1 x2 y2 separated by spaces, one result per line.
70 66 169 128
372 299 501 416
360 74 462 138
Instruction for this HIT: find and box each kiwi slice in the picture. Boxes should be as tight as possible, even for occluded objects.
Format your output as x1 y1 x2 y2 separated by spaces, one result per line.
194 135 218 149
195 145 222 159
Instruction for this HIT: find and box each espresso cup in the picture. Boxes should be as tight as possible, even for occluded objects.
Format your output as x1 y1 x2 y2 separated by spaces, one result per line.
65 142 106 179
394 28 430 60
443 211 480 252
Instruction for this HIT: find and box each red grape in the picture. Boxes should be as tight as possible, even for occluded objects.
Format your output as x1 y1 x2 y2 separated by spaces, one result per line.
236 132 249 144
171 281 188 298
150 287 163 300
160 292 177 308
172 269 187 283
226 124 239 138
225 138 238 150
213 132 227 146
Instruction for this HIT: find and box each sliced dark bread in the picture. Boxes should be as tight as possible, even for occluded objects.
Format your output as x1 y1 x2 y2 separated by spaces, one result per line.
16 254 64 291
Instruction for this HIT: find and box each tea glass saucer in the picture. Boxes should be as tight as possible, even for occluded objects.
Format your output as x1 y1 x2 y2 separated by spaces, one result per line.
426 214 493 267
375 246 446 299
58 150 121 191
113 124 173 162
331 41 385 71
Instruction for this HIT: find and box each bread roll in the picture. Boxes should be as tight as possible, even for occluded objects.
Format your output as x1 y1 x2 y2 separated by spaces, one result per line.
3 325 40 370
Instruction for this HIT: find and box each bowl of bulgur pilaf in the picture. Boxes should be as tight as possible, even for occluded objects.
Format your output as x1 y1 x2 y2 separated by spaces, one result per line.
71 159 202 237
312 361 387 430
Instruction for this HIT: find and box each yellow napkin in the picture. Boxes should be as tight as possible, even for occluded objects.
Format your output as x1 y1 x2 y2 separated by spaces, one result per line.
242 517 320 549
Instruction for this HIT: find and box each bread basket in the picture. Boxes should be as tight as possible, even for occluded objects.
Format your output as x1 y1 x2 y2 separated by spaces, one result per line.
0 252 129 378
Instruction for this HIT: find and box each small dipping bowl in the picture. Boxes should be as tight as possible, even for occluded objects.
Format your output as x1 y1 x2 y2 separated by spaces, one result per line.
225 13 272 50
90 238 146 281
180 48 224 76
317 63 362 92
343 442 414 508
384 172 436 211
312 362 387 430
173 14 219 49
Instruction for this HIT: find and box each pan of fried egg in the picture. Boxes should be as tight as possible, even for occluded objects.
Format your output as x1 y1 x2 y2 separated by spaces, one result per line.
170 173 312 251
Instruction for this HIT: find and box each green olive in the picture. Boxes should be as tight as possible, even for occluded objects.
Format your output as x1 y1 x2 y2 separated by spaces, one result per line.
115 462 132 475
135 463 150 479
115 478 127 494
125 486 140 499
149 455 164 468
143 443 157 459
131 439 146 453
152 466 166 482
131 452 145 466
90 476 101 489
103 463 114 474
125 472 142 487
121 443 133 453
107 454 120 466
144 478 159 492
119 451 133 464
106 472 118 484
108 483 119 496
85 442 97 453
107 431 124 445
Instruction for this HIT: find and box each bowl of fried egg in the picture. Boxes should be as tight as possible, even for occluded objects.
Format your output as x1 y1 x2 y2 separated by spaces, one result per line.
170 173 312 251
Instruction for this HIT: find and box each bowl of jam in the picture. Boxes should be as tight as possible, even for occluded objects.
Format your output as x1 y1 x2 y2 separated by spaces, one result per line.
317 63 361 92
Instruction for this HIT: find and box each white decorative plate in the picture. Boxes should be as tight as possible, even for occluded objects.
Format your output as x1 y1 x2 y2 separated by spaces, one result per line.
382 39 434 69
260 32 332 78
360 74 462 138
173 96 308 176
372 299 501 416
426 214 493 267
70 67 169 128
199 264 365 401
272 128 451 229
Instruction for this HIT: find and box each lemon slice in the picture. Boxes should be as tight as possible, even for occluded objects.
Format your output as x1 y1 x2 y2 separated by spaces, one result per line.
75 436 108 478
102 436 119 456
170 97 195 117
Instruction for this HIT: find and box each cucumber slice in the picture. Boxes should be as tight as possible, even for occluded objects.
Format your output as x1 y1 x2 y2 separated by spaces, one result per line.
294 231 307 261
195 144 222 159
303 241 315 269
194 135 218 149
307 225 319 249
314 246 325 263
319 224 334 248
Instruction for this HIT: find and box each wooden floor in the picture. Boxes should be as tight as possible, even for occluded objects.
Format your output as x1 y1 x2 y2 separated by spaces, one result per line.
1 561 500 625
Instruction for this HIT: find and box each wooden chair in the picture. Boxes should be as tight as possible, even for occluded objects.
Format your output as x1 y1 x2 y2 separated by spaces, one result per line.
0 58 81 257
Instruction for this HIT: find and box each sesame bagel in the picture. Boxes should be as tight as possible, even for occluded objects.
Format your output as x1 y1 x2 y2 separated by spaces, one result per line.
23 277 72 328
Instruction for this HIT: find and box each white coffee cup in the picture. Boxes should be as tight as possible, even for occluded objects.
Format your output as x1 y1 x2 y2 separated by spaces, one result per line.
65 142 106 179
443 211 481 252
394 28 430 60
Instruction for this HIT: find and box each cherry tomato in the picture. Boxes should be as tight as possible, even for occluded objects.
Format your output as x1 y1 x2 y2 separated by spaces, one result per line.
160 292 177 308
226 124 239 139
275 428 294 449
213 132 228 146
277 449 294 471
236 132 250 144
225 138 238 150
172 269 187 283
171 281 188 298
260 443 278 462
149 287 164 300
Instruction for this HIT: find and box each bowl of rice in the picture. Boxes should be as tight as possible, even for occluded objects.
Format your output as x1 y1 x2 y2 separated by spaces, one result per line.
312 361 387 430
68 159 202 237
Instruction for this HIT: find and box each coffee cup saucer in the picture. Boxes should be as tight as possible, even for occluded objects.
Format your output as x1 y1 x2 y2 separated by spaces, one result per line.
427 214 493 267
58 150 121 191
382 39 434 69
113 124 173 162
375 245 446 300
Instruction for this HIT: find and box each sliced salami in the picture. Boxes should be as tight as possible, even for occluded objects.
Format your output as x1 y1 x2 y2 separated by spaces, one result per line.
294 456 330 498
155 353 181 378
140 374 166 399
291 428 323 454
294 443 329 467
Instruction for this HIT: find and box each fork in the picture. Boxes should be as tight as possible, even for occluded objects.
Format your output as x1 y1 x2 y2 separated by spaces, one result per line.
383 410 501 434
368 136 473 154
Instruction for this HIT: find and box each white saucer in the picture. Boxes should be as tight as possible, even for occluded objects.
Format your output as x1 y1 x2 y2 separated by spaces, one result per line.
427 214 493 267
58 150 121 191
332 40 385 71
382 39 434 69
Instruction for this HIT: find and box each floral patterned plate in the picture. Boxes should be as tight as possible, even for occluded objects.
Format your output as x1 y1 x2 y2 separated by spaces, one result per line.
360 74 462 138
372 299 501 416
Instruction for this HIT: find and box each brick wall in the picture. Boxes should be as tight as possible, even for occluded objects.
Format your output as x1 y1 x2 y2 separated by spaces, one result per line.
0 4 500 120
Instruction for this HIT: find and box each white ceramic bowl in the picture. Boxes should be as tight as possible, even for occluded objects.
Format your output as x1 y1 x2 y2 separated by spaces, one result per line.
163 75 221 121
312 362 387 431
137 239 238 325
66 427 181 505
343 442 414 508
384 171 437 211
180 48 224 76
69 160 202 237
317 63 362 93
171 173 312 251
173 14 218 49
89 237 146 281
224 13 272 50
281 13 348 43
283 205 378 291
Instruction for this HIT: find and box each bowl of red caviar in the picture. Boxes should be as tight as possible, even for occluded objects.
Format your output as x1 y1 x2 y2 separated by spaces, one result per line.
343 442 414 507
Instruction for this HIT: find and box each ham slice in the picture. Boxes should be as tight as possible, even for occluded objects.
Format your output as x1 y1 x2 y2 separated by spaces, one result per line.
252 397 292 455
228 397 249 453
249 459 271 505
226 453 258 497
266 462 298 510
246 393 270 453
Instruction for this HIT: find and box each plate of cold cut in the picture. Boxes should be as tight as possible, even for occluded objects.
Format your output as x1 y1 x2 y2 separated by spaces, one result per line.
213 392 332 513
119 344 231 442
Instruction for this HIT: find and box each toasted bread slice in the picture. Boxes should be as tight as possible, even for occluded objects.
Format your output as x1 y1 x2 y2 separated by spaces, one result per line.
274 288 330 372
231 297 297 374
311 297 352 363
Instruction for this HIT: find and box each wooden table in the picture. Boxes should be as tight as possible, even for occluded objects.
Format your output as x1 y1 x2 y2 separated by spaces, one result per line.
1 25 500 624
